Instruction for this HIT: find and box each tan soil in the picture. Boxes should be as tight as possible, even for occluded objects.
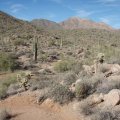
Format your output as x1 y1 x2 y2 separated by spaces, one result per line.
0 91 82 120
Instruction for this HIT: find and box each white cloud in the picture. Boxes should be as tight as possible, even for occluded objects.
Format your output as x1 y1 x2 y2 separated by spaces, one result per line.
99 15 120 28
10 4 26 13
100 18 110 24
76 10 94 18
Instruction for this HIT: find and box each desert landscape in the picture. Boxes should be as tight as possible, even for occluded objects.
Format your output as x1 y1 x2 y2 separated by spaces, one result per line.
1 1 120 119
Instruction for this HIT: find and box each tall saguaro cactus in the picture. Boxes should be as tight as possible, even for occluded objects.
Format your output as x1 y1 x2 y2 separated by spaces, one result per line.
33 36 38 62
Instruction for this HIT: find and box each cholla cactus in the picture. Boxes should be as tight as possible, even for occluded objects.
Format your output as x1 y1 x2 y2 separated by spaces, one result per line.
17 73 31 90
97 53 105 64
93 53 105 74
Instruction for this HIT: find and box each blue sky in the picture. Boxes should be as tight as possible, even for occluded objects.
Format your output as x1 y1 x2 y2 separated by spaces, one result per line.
0 0 120 28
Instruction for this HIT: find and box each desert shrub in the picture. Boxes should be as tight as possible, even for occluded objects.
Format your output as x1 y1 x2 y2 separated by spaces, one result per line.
80 99 98 116
54 60 75 72
36 88 50 103
107 57 120 64
0 86 7 99
13 39 26 46
48 40 56 47
71 62 83 74
30 79 54 91
80 99 120 120
0 52 19 72
48 83 74 104
91 110 120 120
63 71 77 86
0 76 17 99
39 54 48 62
0 109 11 120
88 74 104 89
97 78 120 94
75 74 104 99
75 81 91 99
6 83 19 96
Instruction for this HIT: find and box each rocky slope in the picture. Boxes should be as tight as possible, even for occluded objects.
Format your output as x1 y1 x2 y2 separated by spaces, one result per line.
31 19 63 30
0 11 37 37
60 17 113 30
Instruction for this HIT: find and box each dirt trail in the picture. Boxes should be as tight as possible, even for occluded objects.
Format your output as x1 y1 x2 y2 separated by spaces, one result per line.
0 91 81 120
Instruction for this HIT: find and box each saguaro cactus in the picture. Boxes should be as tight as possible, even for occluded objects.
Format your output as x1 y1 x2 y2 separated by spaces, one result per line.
34 37 38 62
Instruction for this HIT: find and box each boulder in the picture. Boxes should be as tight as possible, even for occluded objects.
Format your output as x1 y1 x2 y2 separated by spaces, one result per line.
104 89 120 106
92 93 104 105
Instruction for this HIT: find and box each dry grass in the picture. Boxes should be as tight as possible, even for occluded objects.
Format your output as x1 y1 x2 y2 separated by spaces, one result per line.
0 109 12 120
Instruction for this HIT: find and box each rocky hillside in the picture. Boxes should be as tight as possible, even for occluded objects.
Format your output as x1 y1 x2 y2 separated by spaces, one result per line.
0 11 56 49
31 19 63 30
60 17 113 30
0 11 37 37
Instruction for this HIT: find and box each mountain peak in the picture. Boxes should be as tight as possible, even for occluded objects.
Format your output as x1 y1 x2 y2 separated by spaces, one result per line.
60 17 113 30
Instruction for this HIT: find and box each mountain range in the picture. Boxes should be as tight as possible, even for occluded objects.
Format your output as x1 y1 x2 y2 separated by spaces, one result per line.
0 10 116 35
31 16 113 31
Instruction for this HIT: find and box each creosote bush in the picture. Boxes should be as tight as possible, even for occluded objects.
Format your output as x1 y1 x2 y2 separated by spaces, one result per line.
54 60 76 72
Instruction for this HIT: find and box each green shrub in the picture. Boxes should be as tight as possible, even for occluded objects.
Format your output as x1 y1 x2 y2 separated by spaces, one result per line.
80 99 98 116
0 52 19 71
0 76 17 99
75 81 91 99
39 53 48 62
13 39 26 46
48 83 74 104
48 40 56 47
54 60 75 72
71 62 83 74
63 71 77 86
0 86 7 99
75 74 104 99
30 79 54 91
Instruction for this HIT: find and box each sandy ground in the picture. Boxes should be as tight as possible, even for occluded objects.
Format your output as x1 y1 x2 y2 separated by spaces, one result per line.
0 91 82 120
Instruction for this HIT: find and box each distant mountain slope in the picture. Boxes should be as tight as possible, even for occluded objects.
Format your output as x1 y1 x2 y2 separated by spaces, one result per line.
31 19 63 30
0 11 37 37
59 17 113 30
0 11 55 49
